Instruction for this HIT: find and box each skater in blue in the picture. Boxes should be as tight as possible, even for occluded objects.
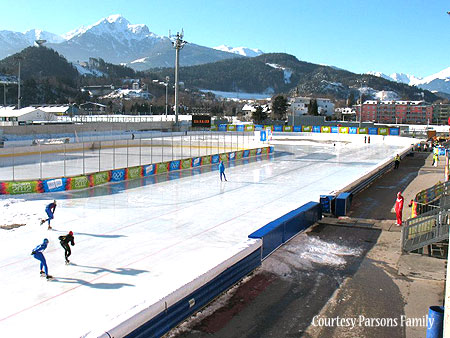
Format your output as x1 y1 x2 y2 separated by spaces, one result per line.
219 160 227 181
41 200 57 230
31 238 52 279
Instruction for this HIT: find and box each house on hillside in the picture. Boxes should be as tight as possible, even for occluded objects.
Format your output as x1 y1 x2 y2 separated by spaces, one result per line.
79 102 107 114
32 104 79 116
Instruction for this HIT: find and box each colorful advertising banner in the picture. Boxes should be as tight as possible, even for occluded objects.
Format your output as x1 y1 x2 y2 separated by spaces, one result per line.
378 128 389 135
218 124 227 131
243 150 250 158
264 125 274 131
111 169 126 182
321 126 331 133
67 176 90 190
43 178 66 192
349 127 357 134
89 171 110 187
269 146 274 153
220 154 228 162
236 125 244 132
368 127 378 135
156 162 169 174
293 126 302 132
389 128 400 136
274 125 283 132
302 126 312 132
192 157 202 167
229 152 236 161
254 124 264 131
227 125 236 131
143 164 156 176
358 127 368 134
339 127 349 134
236 150 243 159
201 156 211 165
313 126 321 133
283 126 293 132
331 126 339 133
244 125 255 132
256 148 262 155
210 125 218 131
4 180 43 194
211 154 220 164
169 160 181 171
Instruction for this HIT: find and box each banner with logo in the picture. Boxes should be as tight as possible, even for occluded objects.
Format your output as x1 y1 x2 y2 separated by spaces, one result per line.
236 150 244 159
320 126 330 133
229 152 236 161
349 127 357 134
143 164 156 176
243 150 250 158
110 169 126 182
201 156 211 165
331 126 339 133
192 157 202 167
227 125 236 131
339 127 349 134
312 126 321 133
244 125 255 132
368 127 378 135
157 162 169 174
89 171 110 187
236 125 245 132
220 154 228 162
283 126 293 132
3 180 43 194
274 125 283 132
211 154 220 164
358 127 368 134
66 175 90 190
127 166 142 180
389 128 400 136
218 124 227 131
378 128 389 135
302 126 312 132
210 125 218 131
169 160 181 171
43 178 67 192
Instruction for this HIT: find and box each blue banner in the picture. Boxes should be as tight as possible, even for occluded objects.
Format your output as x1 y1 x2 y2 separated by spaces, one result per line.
229 152 236 161
313 126 321 133
368 127 378 135
111 169 126 182
218 124 227 131
243 150 250 158
273 125 283 132
293 126 302 132
211 154 220 164
143 164 156 176
236 125 244 132
254 124 264 131
192 157 202 167
43 178 67 192
269 146 274 153
169 160 181 171
256 148 262 155
349 127 358 134
389 128 400 136
331 126 339 133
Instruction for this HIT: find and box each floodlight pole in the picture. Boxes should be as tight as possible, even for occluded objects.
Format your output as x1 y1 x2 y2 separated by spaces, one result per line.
170 30 187 126
17 58 21 109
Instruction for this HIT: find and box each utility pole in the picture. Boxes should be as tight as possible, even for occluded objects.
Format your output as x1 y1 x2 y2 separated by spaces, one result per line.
358 79 365 128
16 56 22 109
165 76 169 117
170 30 187 126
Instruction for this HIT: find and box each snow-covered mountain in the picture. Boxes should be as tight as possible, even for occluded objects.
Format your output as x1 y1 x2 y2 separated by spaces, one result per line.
213 45 263 57
0 14 243 70
0 29 65 59
367 68 450 94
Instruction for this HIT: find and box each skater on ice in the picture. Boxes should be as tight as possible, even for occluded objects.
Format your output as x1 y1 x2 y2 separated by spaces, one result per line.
219 160 227 181
40 200 57 230
59 231 75 264
31 238 52 279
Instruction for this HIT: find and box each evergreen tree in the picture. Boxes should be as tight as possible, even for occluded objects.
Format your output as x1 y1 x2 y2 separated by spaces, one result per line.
347 92 355 107
272 95 288 121
252 105 267 124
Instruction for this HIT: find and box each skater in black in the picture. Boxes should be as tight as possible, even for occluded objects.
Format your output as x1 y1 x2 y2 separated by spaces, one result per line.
59 231 75 264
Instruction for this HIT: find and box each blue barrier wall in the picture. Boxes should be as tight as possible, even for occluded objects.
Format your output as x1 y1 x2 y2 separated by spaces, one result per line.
335 192 352 217
125 246 262 338
248 202 322 258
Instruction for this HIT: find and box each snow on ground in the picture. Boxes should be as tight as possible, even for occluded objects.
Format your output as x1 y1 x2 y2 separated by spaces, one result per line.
0 133 414 338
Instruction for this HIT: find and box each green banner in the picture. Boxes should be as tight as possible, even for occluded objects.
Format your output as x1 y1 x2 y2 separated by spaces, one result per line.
244 125 255 132
227 125 236 131
91 171 109 186
211 125 218 131
157 162 169 173
358 128 368 134
220 154 228 162
302 126 312 132
201 156 211 165
127 166 142 180
181 158 191 169
70 176 90 190
283 126 293 132
6 181 40 195
236 151 243 159
378 128 388 135
321 126 331 133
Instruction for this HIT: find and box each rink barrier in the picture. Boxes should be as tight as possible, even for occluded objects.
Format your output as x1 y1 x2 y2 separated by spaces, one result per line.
0 146 274 195
96 240 262 338
330 147 412 216
248 202 322 259
212 124 400 136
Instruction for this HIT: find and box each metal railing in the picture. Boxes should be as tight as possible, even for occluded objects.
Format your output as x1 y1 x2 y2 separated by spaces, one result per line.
402 207 449 252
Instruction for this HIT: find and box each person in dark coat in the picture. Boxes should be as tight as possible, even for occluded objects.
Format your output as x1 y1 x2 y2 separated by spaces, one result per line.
59 231 75 264
219 160 227 181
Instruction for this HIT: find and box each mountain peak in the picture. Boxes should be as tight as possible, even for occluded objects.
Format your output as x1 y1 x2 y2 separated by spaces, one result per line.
213 45 263 57
105 14 128 24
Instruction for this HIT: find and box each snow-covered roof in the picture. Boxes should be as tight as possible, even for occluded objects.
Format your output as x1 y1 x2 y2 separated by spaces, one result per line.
0 107 45 117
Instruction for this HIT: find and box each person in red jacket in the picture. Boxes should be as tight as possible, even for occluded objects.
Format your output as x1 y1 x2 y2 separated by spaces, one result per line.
395 191 404 226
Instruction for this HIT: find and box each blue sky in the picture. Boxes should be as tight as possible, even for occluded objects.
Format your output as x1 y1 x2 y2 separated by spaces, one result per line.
1 0 449 77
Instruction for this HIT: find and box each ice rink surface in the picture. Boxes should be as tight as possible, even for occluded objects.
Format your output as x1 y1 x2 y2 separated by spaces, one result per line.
0 134 415 338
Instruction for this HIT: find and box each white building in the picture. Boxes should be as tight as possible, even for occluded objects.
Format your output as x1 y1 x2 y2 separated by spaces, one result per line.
289 97 335 116
0 107 56 125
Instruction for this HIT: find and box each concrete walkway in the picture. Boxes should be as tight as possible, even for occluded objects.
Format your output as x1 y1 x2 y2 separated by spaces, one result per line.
169 151 446 338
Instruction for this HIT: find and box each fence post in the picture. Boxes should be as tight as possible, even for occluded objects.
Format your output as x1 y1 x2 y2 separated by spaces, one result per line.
172 132 174 161
127 139 129 168
113 140 116 169
39 143 42 180
139 138 142 166
12 146 15 181
190 134 192 158
151 136 153 164
64 144 66 177
83 141 85 175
